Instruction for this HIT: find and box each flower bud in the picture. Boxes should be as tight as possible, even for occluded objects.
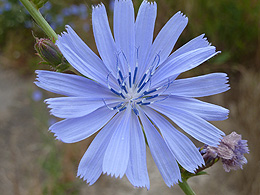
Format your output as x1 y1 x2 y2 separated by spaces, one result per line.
35 38 62 65
35 38 70 72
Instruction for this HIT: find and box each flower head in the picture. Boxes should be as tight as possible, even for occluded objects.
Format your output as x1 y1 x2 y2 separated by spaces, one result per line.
35 0 230 189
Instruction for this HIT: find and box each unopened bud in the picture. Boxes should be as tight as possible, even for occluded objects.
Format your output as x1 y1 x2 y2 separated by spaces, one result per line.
35 38 62 65
35 38 70 72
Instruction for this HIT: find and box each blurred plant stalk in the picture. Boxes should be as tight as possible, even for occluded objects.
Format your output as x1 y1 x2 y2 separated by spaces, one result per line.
19 0 58 40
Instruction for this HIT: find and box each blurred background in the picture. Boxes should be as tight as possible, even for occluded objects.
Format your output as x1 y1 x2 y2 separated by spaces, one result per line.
0 0 259 194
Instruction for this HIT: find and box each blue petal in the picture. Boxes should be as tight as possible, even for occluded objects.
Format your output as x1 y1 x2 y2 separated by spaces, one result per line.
168 34 210 60
142 106 204 173
152 46 220 85
146 11 188 71
156 34 210 81
35 70 116 98
139 110 181 187
45 97 119 118
103 106 131 178
126 110 150 189
150 103 225 146
77 113 121 185
114 0 135 72
92 4 118 77
166 73 230 97
135 0 157 83
49 106 116 143
156 95 229 121
56 25 109 85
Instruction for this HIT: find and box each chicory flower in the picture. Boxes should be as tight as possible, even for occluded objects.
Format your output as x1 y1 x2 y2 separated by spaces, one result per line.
35 0 230 189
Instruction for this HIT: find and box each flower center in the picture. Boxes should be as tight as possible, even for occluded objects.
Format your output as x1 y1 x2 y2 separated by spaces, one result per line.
104 53 170 115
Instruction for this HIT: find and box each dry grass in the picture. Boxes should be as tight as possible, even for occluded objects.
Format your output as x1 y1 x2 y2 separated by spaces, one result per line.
226 67 260 195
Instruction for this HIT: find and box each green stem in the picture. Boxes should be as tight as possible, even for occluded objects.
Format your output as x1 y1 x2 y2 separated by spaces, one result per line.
178 178 196 195
19 0 58 40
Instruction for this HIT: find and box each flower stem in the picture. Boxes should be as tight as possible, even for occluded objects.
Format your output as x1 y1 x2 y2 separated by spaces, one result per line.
178 178 196 195
19 0 58 41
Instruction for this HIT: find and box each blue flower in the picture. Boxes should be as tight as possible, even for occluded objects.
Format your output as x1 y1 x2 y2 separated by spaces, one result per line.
79 4 88 20
32 90 43 102
109 0 115 11
3 2 12 11
40 2 52 13
35 0 230 189
61 8 71 16
48 117 57 126
83 22 90 32
70 5 79 15
56 14 64 26
24 20 33 29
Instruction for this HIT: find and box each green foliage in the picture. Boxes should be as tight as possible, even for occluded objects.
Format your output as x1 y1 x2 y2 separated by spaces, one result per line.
41 146 80 195
0 0 32 44
164 0 259 66
2 0 259 73
31 93 80 195
193 0 259 63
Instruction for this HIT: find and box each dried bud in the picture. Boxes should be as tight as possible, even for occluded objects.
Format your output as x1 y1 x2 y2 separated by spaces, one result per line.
202 132 249 172
34 38 70 72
